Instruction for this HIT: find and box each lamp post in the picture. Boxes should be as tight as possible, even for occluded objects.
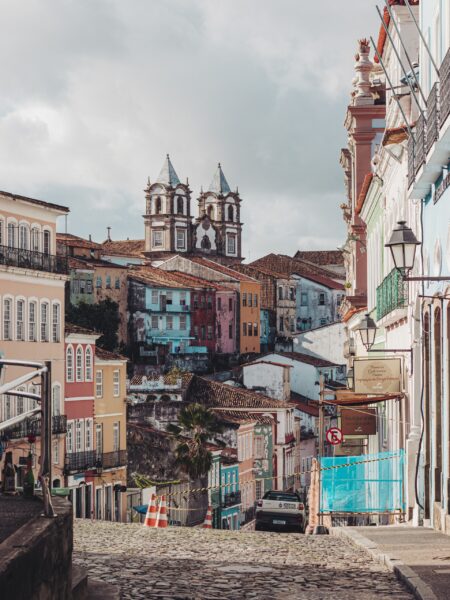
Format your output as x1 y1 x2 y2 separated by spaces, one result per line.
356 313 377 352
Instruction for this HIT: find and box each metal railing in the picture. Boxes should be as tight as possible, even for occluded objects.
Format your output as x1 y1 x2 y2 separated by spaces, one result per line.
407 132 415 188
64 450 97 473
440 48 450 125
376 268 408 320
1 414 67 440
426 82 440 153
241 506 255 524
414 114 426 175
0 245 68 274
222 491 241 507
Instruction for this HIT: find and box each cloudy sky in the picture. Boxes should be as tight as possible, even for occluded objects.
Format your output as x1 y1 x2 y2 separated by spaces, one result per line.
0 1 379 260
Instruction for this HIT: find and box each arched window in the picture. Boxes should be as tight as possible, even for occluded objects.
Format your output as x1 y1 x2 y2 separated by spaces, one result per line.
106 275 111 289
16 299 25 341
52 384 61 416
43 230 50 255
7 223 15 248
155 196 162 214
227 205 234 221
52 303 60 342
31 227 40 251
177 196 184 214
40 302 49 342
19 224 28 249
201 235 211 250
16 386 25 415
0 219 4 246
85 346 93 381
76 346 84 382
3 297 12 340
29 300 37 341
207 205 214 220
66 346 74 382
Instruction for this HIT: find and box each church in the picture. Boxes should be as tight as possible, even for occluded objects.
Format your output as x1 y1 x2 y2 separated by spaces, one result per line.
143 155 243 265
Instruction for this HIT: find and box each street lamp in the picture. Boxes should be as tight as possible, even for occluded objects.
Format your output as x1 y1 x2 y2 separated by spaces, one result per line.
356 313 377 351
385 221 420 272
346 367 354 390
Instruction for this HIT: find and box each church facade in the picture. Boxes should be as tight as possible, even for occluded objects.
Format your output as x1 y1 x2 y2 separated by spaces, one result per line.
143 155 243 265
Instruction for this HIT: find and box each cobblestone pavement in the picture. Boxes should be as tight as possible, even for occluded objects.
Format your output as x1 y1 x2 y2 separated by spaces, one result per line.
73 520 414 599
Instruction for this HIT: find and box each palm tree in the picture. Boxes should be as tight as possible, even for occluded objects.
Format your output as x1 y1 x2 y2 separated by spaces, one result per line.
167 403 224 480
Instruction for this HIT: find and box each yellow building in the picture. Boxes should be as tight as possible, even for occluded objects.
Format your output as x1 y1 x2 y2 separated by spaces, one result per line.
92 347 128 522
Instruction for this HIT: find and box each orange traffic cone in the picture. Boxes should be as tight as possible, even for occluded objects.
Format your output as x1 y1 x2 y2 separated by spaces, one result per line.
156 495 168 528
203 505 213 529
143 494 158 528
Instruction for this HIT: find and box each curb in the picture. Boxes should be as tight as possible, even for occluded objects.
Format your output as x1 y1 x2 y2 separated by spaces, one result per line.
331 527 437 600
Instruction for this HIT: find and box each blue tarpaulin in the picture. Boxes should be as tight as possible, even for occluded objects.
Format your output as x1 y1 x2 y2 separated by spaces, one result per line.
320 450 405 513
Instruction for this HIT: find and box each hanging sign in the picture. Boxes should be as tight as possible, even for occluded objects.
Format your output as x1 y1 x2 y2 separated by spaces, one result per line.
341 407 377 435
326 427 343 446
353 358 401 394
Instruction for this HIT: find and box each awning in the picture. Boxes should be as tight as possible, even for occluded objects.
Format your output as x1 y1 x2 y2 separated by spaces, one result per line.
325 389 402 407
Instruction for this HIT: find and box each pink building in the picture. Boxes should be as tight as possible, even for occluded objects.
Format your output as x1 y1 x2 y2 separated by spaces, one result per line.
216 288 238 354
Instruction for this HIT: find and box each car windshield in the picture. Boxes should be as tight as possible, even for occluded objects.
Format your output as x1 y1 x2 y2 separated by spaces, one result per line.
263 491 299 502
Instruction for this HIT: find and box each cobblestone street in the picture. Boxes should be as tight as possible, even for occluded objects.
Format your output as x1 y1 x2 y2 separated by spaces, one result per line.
73 520 414 599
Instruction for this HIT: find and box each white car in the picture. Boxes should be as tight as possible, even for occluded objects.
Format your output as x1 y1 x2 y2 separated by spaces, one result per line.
255 490 306 532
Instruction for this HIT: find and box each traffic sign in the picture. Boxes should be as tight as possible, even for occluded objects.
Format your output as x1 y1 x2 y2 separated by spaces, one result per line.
326 427 343 446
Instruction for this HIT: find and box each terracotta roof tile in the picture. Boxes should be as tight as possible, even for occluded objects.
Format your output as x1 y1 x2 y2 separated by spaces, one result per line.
188 257 257 282
213 410 274 425
290 392 320 417
374 2 419 63
294 250 344 266
263 351 343 368
356 173 373 216
65 323 98 336
102 239 145 257
250 254 344 285
57 233 102 250
128 266 193 289
95 347 128 361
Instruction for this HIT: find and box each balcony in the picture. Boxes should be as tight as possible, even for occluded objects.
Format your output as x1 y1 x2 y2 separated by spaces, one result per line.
64 450 97 473
100 450 127 469
440 47 450 125
222 491 241 507
0 245 68 275
376 268 408 320
2 415 67 441
426 82 439 153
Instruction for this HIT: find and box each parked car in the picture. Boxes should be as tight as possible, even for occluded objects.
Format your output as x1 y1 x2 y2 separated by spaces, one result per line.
255 490 306 533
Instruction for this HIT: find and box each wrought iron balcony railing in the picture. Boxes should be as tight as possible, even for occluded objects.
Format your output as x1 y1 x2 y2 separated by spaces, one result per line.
414 114 426 175
427 82 440 153
440 48 450 126
407 132 415 188
1 415 67 441
64 450 97 473
222 491 241 507
376 268 408 320
0 245 68 275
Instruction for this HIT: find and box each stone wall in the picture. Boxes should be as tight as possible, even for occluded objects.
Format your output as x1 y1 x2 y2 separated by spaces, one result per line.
0 497 73 600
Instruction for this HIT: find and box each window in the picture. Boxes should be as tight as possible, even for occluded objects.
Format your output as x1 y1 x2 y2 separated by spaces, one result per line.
242 293 247 307
207 325 213 340
113 422 120 452
151 290 158 305
79 279 86 294
201 325 206 340
279 316 284 332
151 315 159 330
200 295 205 308
320 318 327 326
52 303 60 342
194 325 199 339
106 275 111 289
76 346 84 381
155 196 162 214
319 293 326 306
243 322 247 336
254 294 258 307
166 315 173 330
218 323 222 338
290 317 295 332
152 230 163 248
96 276 102 288
176 229 186 249
66 346 74 382
248 322 252 336
207 204 214 220
253 322 258 337
16 394 24 415
52 384 61 416
43 230 50 254
16 299 25 341
53 440 59 465
19 224 28 249
96 424 103 456
180 314 186 330
115 277 120 289
229 323 233 339
217 297 222 310
166 291 173 305
72 279 80 295
75 420 83 452
85 419 93 451
207 296 212 309
255 436 264 459
31 227 39 251
301 292 308 306
180 291 187 306
85 346 93 381
177 196 184 214
113 370 120 397
96 370 103 398
227 205 234 221
289 287 295 301
278 287 283 301
3 298 12 340
227 234 236 254
248 294 252 308
7 223 15 248
229 298 233 311
29 301 37 341
67 421 74 453
40 302 49 342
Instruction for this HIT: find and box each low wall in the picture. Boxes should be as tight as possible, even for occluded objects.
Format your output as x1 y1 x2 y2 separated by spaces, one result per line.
0 496 73 600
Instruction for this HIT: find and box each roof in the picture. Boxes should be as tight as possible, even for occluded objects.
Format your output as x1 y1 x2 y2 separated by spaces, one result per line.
264 351 342 368
159 269 231 292
101 239 145 257
294 250 344 266
188 257 257 282
232 263 290 281
250 254 344 285
65 323 98 337
213 410 274 425
243 360 293 369
374 2 419 63
208 163 231 195
289 392 319 417
355 173 373 216
0 190 69 214
95 347 128 362
68 257 95 270
188 376 292 409
68 256 125 270
129 371 193 391
382 125 409 146
128 266 194 290
156 154 180 187
56 233 102 250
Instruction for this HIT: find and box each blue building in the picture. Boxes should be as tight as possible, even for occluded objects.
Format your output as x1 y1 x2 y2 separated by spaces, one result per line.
220 461 241 530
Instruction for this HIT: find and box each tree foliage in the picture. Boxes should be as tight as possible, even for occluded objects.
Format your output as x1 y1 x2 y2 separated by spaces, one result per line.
167 403 225 480
66 299 120 351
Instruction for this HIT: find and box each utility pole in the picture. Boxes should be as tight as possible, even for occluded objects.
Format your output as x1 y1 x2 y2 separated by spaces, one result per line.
318 373 325 527
40 360 56 517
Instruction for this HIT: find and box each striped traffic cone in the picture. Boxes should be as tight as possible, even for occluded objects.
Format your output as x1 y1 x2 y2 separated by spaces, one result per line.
143 494 158 528
156 495 168 528
203 505 213 529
